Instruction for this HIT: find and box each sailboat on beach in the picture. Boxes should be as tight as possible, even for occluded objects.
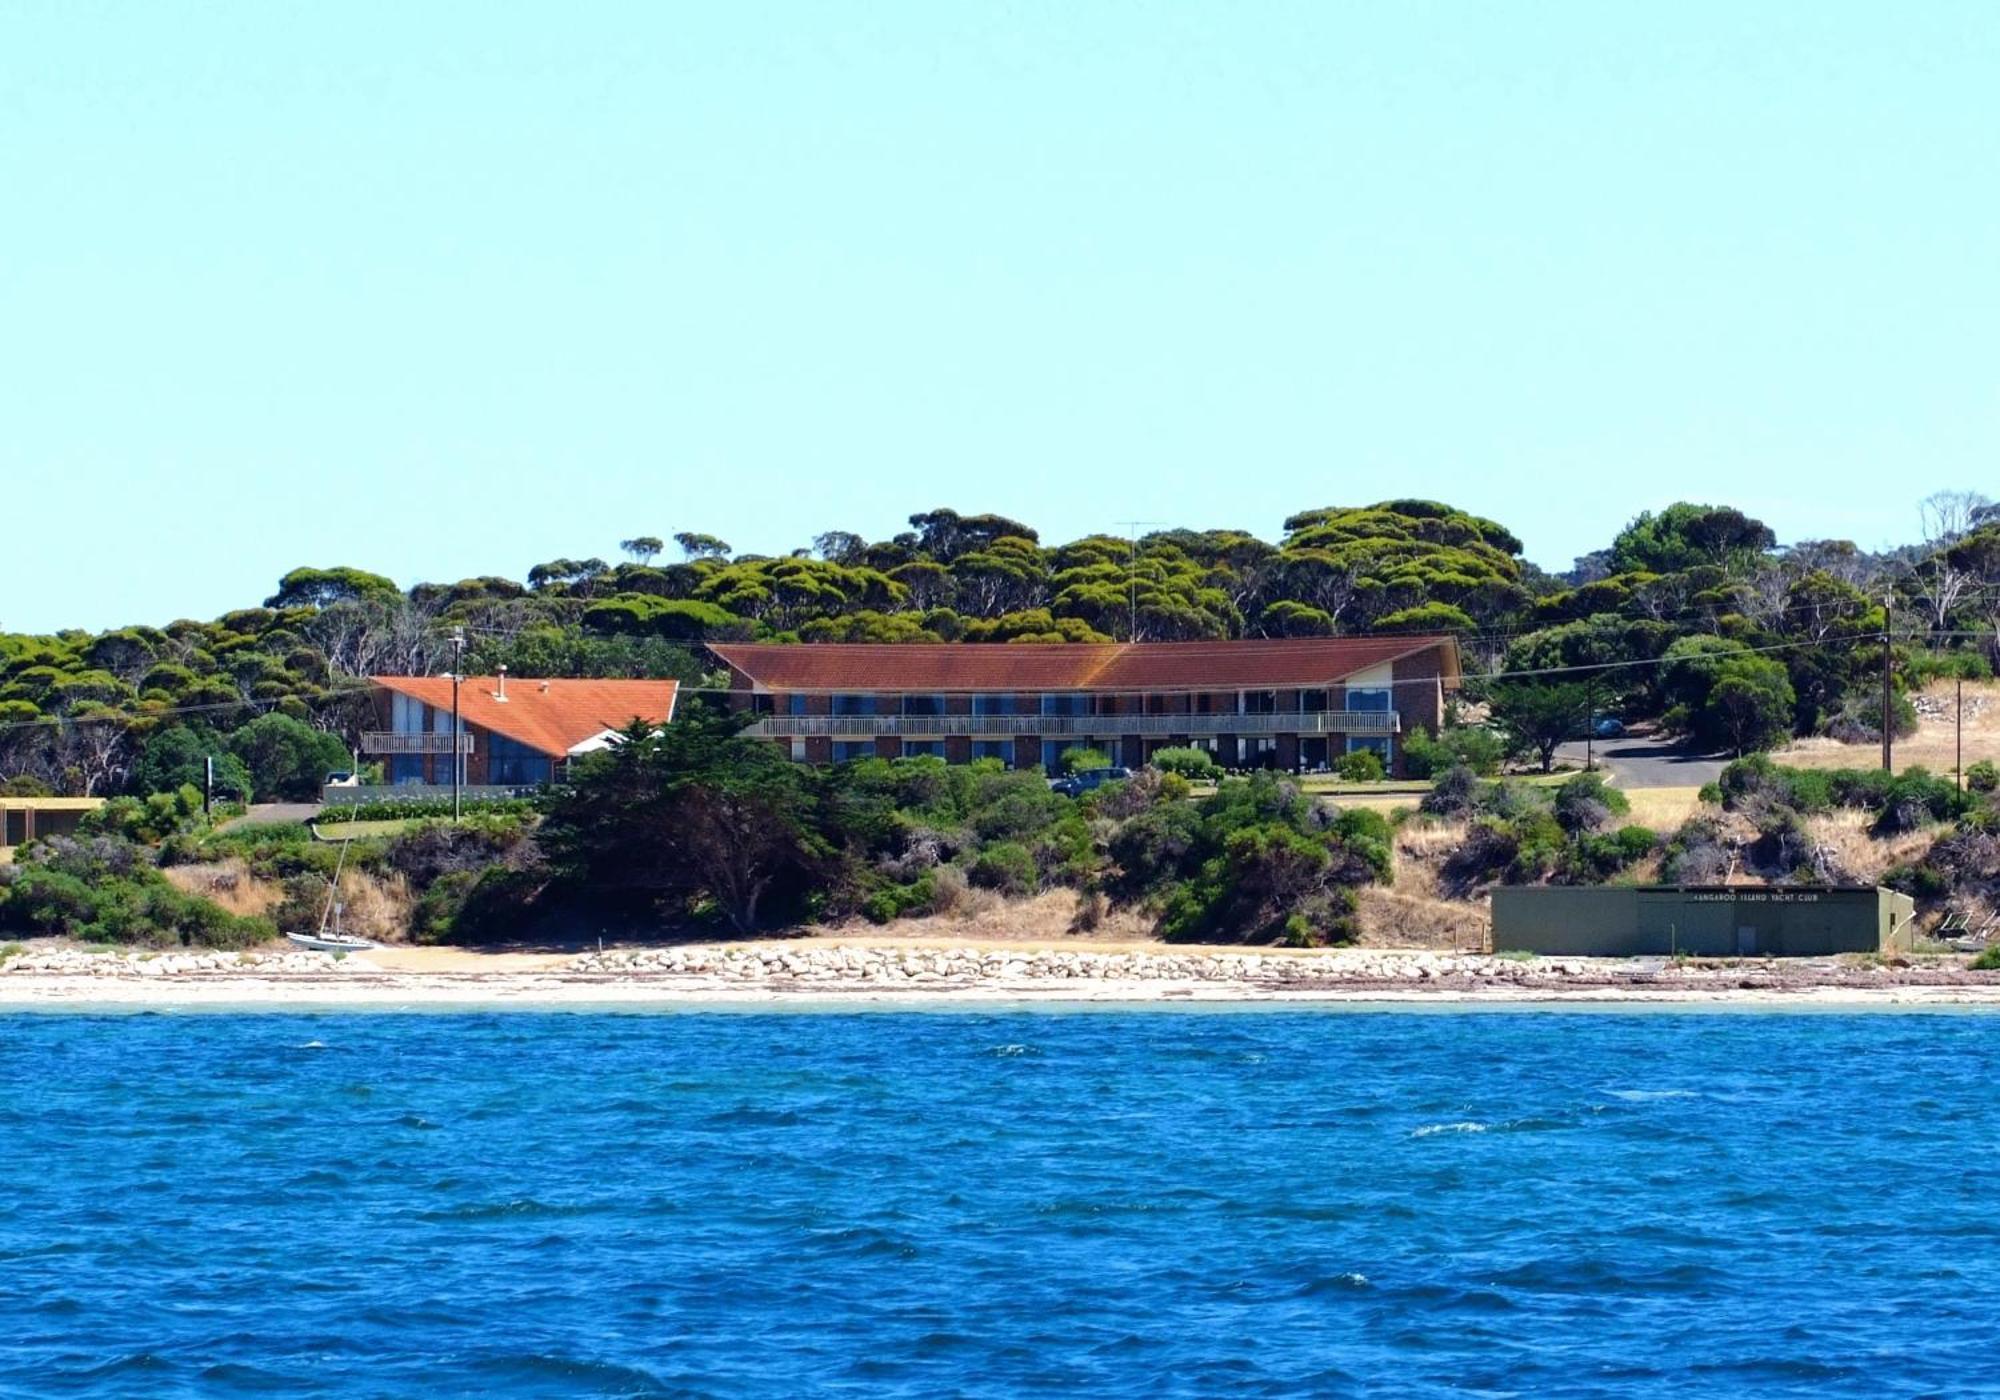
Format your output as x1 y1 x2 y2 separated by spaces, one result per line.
286 829 378 952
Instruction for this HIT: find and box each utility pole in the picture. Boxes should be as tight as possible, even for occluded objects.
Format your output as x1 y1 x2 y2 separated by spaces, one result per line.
1957 673 1964 789
450 627 466 822
1881 596 1894 773
1584 680 1597 772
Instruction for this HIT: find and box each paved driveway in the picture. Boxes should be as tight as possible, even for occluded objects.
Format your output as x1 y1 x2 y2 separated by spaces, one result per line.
1554 732 1728 790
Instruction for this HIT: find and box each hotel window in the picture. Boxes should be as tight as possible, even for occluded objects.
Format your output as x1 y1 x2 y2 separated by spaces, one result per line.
1240 690 1278 715
787 693 810 716
1242 737 1277 767
788 740 807 761
1346 735 1392 762
390 754 426 785
1040 693 1086 716
972 694 1016 717
832 694 877 717
1301 688 1331 713
392 692 425 733
488 734 553 786
901 694 945 717
901 741 944 759
832 740 875 762
972 739 1015 764
1347 687 1391 712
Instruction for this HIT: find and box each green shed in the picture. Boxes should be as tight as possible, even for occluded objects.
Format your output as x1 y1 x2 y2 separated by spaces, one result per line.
1489 885 1916 958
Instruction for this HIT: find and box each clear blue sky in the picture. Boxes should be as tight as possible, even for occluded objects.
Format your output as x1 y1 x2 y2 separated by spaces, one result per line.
5 2 1996 633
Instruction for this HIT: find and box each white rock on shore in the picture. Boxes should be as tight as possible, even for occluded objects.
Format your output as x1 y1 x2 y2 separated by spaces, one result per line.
0 948 369 978
555 946 1602 987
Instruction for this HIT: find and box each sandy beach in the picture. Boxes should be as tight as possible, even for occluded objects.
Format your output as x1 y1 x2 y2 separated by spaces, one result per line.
3 941 1998 1009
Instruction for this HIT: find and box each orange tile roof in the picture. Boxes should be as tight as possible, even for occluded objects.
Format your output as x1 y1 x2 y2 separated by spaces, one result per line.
711 637 1458 693
371 676 679 757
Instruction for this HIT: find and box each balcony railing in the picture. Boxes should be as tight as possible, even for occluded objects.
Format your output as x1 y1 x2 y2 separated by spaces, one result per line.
361 731 476 755
743 711 1399 740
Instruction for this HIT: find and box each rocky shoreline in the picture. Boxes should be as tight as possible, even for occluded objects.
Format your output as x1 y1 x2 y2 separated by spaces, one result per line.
2 942 1998 1005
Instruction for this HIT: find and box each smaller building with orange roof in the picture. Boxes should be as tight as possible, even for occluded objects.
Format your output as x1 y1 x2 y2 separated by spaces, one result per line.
362 673 679 789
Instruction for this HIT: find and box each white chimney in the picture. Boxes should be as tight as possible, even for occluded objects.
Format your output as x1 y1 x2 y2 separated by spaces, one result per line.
495 665 508 702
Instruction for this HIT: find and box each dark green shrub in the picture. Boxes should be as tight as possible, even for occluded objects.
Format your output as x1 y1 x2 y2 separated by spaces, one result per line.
0 839 272 949
1420 765 1482 817
1336 749 1386 783
1402 725 1506 778
1552 771 1629 834
862 874 937 924
1151 747 1221 780
1881 862 1949 900
969 842 1038 896
1660 815 1733 884
1612 825 1658 862
1903 649 1994 683
1874 767 1969 834
1054 746 1111 777
1967 760 1999 794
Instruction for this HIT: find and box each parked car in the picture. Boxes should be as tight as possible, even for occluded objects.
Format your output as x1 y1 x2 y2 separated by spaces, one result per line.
1590 717 1625 738
1050 766 1133 798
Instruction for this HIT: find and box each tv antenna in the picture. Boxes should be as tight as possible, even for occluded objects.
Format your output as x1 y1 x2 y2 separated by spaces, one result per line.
1114 519 1166 641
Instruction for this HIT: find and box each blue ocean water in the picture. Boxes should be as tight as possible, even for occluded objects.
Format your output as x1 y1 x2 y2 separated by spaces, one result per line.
1 1008 1996 1397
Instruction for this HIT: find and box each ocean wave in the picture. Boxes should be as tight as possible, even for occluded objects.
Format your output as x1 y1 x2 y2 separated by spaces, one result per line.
1292 1272 1372 1296
1411 1121 1488 1137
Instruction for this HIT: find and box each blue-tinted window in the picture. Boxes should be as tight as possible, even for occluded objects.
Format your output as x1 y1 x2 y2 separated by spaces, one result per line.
1348 687 1391 712
973 694 1016 717
1040 693 1085 716
787 693 809 715
901 741 944 758
902 695 945 717
390 755 426 785
832 694 876 717
972 740 1014 764
832 740 876 762
488 733 553 785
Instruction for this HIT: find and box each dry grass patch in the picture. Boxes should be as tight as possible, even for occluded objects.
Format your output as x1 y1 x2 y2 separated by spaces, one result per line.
334 870 413 942
1621 786 1708 831
1355 887 1489 950
1776 680 2000 775
1804 810 1942 885
161 859 282 919
1387 818 1469 904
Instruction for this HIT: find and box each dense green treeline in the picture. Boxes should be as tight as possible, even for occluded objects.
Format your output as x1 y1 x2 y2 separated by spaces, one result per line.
4 493 1999 796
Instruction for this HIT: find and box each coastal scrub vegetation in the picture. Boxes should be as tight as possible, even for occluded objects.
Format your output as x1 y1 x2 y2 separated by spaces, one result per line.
5 491 2000 948
525 705 1390 945
5 493 1999 800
